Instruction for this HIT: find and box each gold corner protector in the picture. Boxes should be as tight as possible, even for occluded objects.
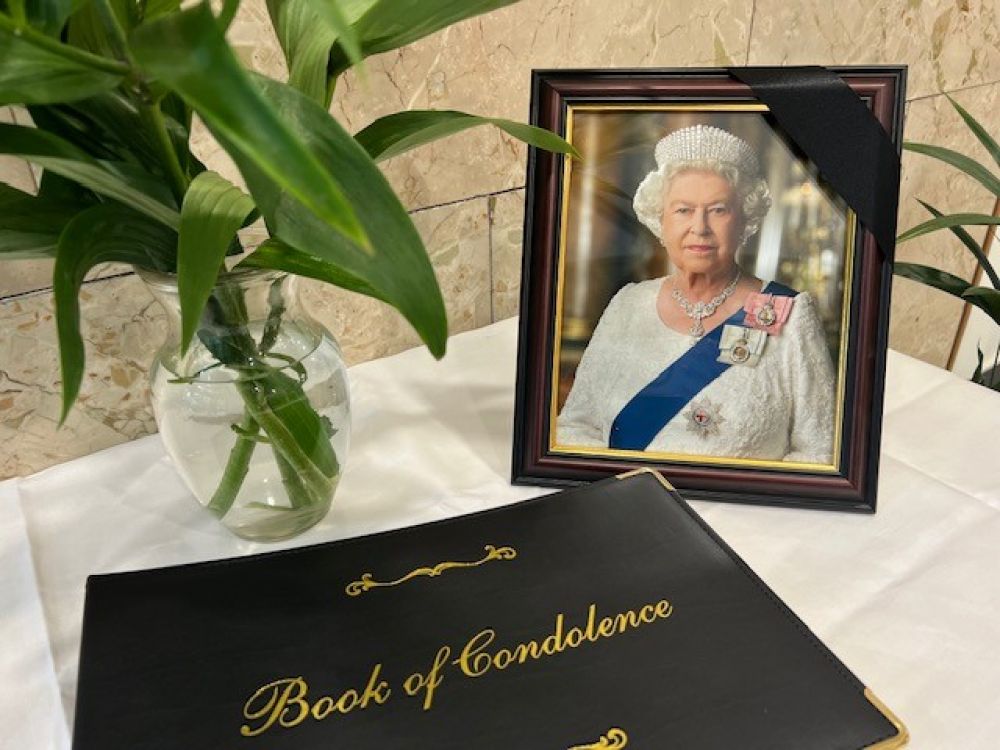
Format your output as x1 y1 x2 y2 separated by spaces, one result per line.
864 688 909 748
614 467 676 491
345 545 517 597
568 727 628 749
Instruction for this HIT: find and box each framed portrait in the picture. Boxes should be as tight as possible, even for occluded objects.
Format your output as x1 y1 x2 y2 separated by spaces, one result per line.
511 67 906 512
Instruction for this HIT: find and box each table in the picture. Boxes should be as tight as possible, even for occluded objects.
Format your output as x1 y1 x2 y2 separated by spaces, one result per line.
3 317 999 749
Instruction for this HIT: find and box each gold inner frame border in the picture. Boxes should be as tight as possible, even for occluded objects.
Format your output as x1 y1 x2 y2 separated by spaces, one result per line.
547 102 857 474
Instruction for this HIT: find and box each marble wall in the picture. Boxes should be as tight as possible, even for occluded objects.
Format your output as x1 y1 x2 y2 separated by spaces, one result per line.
2 0 999 477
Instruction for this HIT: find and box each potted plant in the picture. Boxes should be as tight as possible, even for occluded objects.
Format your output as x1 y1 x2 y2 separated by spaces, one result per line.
895 96 1000 389
0 0 576 540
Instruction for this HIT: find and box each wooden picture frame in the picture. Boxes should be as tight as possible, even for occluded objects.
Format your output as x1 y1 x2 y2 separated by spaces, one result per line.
511 67 906 512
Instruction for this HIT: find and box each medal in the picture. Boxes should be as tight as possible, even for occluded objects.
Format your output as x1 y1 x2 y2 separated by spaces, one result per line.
685 399 724 438
743 291 795 335
717 325 767 366
730 339 751 363
755 301 777 326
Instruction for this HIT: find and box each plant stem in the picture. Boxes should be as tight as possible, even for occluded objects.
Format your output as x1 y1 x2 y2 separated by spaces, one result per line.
142 103 189 206
274 452 316 509
207 410 259 517
0 13 131 75
235 378 335 500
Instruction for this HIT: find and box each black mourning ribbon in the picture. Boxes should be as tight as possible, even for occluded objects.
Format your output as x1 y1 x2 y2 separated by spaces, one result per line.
727 66 901 260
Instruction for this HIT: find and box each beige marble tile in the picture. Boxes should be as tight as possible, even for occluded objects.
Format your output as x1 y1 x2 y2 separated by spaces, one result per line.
300 197 492 364
1 106 38 197
889 84 1000 367
0 276 163 480
490 189 528 322
332 0 754 210
0 107 49 298
747 0 1000 100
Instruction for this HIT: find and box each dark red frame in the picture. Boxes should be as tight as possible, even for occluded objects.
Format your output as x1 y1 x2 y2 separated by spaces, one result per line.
511 67 907 512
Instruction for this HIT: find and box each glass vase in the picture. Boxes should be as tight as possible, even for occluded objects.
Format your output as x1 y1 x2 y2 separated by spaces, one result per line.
139 267 350 541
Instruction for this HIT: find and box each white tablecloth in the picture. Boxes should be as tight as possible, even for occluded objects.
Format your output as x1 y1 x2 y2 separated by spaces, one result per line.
2 317 999 749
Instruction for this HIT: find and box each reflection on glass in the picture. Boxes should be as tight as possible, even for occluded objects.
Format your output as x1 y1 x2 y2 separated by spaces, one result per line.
555 109 849 467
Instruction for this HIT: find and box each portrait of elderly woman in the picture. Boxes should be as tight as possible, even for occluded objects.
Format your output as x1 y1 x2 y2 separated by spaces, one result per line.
556 124 837 464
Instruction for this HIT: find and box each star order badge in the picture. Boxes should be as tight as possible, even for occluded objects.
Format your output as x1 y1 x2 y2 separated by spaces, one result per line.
685 398 725 438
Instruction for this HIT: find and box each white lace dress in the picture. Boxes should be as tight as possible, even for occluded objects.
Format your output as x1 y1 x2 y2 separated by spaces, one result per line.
556 278 836 463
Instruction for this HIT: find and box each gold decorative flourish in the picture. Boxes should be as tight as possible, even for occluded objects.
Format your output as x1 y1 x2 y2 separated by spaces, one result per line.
345 545 517 597
568 728 628 749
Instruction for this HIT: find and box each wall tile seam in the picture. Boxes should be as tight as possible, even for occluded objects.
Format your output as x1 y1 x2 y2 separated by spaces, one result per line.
0 186 529 304
904 78 1000 103
745 0 757 66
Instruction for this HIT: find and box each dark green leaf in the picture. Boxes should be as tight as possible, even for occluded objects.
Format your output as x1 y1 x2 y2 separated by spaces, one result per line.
0 182 89 258
53 203 177 420
896 212 1000 243
903 141 1000 197
232 75 447 357
947 95 1000 171
962 286 1000 326
130 2 370 250
893 261 971 298
24 0 73 35
916 199 1000 289
0 20 123 104
66 0 137 58
895 262 1000 326
328 0 518 76
0 123 180 226
355 109 580 162
973 346 985 385
177 171 256 353
143 0 179 22
239 238 387 301
217 0 239 30
27 103 123 160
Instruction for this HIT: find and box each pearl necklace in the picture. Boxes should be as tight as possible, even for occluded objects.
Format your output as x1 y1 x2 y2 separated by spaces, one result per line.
670 268 742 340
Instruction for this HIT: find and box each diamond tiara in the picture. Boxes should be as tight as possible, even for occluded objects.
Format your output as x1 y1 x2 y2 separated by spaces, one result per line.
654 124 761 178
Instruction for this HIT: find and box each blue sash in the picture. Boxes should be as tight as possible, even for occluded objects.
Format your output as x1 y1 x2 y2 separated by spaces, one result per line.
609 281 797 451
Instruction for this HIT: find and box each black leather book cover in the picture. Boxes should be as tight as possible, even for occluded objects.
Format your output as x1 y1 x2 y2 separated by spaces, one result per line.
73 470 907 749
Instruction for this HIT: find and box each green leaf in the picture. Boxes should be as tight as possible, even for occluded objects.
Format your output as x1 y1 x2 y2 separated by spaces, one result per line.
973 346 985 385
916 199 1000 289
0 182 90 258
239 238 387 301
894 262 1000 327
24 0 74 35
0 19 124 104
896 212 1000 243
962 286 1000 327
947 95 1000 171
231 75 447 357
66 0 137 58
893 261 971 297
130 2 371 250
327 0 519 76
266 0 339 104
903 141 1000 197
177 171 256 353
0 123 181 226
312 0 362 69
355 109 580 163
53 203 177 421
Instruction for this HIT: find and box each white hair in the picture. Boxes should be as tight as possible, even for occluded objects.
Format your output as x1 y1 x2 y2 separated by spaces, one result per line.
633 132 772 247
